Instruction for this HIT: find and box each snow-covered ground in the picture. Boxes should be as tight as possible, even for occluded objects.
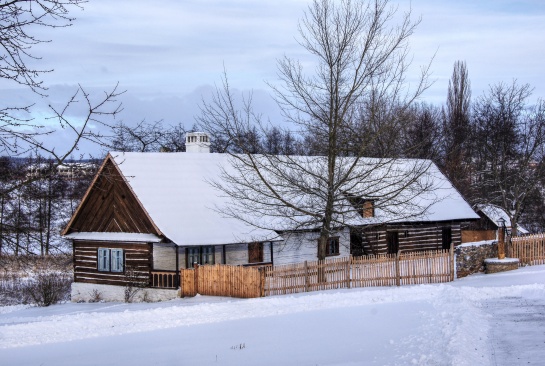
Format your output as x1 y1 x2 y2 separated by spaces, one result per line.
2 266 545 365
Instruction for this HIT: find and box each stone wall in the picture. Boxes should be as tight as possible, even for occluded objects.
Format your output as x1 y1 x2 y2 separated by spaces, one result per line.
455 240 498 278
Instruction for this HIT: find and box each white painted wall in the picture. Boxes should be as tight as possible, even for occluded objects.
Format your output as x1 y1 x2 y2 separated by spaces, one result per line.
71 282 178 302
273 228 350 265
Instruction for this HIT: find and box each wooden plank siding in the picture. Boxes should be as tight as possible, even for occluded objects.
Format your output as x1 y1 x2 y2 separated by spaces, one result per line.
65 159 159 235
354 223 462 255
73 240 152 286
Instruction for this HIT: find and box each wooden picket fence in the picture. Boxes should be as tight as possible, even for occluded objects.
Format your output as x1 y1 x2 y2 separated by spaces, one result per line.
511 233 545 266
180 264 264 298
179 248 453 299
264 249 453 296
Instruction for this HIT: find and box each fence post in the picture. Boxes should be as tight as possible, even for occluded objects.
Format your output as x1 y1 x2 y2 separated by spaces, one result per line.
259 267 266 297
346 256 351 289
193 263 199 295
395 251 401 286
304 261 309 292
449 242 455 281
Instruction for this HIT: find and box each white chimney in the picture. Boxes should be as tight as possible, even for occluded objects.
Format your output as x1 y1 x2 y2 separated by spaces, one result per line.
186 132 211 153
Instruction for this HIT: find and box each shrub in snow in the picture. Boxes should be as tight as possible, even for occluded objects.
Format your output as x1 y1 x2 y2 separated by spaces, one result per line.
88 289 103 303
23 272 72 307
124 265 148 303
0 255 73 306
0 275 32 305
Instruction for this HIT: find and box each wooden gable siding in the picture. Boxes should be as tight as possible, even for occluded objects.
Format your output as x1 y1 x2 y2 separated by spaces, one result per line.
66 158 158 235
352 223 462 255
73 240 152 286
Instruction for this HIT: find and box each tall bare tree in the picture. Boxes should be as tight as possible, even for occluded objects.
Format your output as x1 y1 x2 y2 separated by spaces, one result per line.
472 81 545 235
199 0 434 263
442 61 472 197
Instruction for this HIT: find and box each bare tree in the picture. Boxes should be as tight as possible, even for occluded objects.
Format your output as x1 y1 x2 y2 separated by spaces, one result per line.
199 0 434 263
472 81 545 235
1 0 123 195
442 61 472 197
109 120 191 152
402 102 443 162
0 0 85 93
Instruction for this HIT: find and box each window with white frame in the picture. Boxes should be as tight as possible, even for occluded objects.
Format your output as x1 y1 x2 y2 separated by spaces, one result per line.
97 248 124 272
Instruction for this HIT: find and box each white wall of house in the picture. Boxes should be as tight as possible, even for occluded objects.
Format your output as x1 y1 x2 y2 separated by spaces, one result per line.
272 227 351 266
71 282 178 302
157 227 351 270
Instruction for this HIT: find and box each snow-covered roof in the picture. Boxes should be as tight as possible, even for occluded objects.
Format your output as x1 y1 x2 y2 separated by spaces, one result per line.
110 152 282 246
108 152 477 246
477 204 529 234
64 232 162 243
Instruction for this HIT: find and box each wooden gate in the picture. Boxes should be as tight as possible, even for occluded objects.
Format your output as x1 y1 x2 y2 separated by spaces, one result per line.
180 264 264 298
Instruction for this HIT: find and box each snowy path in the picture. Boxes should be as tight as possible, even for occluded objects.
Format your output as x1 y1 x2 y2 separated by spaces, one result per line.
1 266 545 365
484 296 545 365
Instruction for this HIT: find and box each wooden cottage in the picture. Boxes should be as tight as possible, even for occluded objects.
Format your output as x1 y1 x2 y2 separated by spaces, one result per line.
63 133 478 302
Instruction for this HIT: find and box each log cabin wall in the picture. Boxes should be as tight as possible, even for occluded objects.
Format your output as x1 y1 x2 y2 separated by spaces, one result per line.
73 240 152 286
355 223 462 255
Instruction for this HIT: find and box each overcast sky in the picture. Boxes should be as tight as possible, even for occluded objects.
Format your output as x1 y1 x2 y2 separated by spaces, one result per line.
2 0 545 156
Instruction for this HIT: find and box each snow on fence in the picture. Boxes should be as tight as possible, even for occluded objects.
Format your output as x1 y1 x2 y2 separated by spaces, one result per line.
511 233 545 266
178 249 453 299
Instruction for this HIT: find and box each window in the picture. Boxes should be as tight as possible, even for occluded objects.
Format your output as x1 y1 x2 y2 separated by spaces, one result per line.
326 237 340 256
186 246 215 267
98 248 124 272
202 246 214 265
98 248 110 271
111 249 124 272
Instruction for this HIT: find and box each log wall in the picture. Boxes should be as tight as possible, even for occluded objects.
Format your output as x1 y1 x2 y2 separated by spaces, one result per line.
73 240 152 286
356 223 462 255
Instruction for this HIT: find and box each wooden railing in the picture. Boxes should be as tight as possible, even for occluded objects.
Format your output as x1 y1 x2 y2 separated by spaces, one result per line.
511 233 545 266
151 271 178 289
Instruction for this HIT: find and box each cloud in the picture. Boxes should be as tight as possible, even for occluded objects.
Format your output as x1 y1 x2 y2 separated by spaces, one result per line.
2 0 545 157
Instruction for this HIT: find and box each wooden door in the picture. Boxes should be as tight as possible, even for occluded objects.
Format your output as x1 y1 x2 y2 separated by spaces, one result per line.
387 232 399 254
442 228 452 250
248 242 263 263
